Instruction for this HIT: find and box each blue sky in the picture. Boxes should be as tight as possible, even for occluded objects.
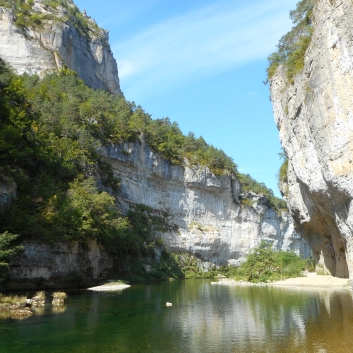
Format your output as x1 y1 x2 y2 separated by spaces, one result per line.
75 0 298 197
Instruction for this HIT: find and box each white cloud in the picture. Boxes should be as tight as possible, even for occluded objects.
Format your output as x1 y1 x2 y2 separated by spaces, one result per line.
112 0 297 99
118 60 136 78
99 0 158 28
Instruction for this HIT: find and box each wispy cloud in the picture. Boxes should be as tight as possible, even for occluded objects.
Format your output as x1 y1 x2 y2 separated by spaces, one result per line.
99 0 158 29
113 0 296 99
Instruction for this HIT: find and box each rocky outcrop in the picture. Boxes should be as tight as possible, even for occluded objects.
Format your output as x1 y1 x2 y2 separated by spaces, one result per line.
99 138 311 268
0 0 121 94
6 239 112 289
270 0 353 281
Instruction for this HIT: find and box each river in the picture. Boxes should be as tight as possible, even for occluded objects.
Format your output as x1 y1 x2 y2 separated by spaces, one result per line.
0 279 352 352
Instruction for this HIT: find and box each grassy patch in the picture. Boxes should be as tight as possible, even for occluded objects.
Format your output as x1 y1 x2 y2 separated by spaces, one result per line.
52 291 67 300
1 0 103 39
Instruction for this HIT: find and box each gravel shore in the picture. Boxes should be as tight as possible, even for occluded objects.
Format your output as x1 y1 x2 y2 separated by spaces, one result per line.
87 283 131 291
211 274 351 290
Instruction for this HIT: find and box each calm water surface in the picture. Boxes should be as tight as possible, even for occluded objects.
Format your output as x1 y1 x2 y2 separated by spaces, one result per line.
0 279 353 353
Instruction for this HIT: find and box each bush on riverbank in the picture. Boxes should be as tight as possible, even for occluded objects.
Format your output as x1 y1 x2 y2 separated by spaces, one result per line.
229 242 309 283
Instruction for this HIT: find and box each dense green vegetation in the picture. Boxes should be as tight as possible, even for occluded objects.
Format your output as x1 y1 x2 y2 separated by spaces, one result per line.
0 61 238 281
0 0 102 39
0 232 22 283
0 62 126 244
0 57 289 282
266 0 316 83
229 242 314 283
238 173 287 212
278 158 289 193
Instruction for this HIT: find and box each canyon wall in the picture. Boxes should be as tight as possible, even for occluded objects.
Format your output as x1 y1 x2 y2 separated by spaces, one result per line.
0 1 312 287
99 138 311 268
0 0 121 94
3 139 310 288
5 240 112 290
270 0 353 281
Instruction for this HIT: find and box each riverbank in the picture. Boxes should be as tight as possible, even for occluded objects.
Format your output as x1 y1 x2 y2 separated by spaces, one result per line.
87 282 131 291
270 275 350 289
211 274 351 290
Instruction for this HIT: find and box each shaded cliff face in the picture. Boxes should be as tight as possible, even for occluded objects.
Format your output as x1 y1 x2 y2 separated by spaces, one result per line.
5 239 112 290
99 139 311 267
0 175 16 208
0 1 121 94
270 0 353 280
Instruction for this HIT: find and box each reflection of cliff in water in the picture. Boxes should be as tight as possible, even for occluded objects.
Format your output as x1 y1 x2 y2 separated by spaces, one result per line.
164 284 353 352
1 281 353 353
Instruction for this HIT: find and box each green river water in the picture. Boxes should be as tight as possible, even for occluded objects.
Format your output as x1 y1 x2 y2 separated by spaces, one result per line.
0 279 352 353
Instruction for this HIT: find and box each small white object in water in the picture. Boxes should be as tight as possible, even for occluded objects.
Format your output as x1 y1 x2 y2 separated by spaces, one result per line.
166 302 172 306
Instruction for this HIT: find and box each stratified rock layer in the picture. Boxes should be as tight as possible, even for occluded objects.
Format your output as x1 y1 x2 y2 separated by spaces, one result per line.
99 139 311 267
0 1 121 94
270 0 353 281
7 239 112 289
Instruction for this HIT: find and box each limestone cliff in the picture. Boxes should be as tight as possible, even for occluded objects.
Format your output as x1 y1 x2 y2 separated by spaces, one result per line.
0 0 121 94
0 1 311 287
4 139 310 288
270 0 353 281
98 138 311 268
5 239 112 290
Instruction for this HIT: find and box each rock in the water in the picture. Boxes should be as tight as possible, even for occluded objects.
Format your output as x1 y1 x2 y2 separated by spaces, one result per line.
10 307 33 319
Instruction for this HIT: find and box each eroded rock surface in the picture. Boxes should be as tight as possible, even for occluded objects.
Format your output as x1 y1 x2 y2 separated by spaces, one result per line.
99 139 311 267
270 0 353 280
0 1 121 94
8 239 112 289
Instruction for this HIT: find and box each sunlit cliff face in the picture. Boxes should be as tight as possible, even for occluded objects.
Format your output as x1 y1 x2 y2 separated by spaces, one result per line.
0 2 121 94
270 0 353 281
99 139 310 267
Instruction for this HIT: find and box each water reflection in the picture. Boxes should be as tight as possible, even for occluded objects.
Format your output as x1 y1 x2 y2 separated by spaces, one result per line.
0 311 11 320
0 281 352 353
51 305 67 315
31 306 45 316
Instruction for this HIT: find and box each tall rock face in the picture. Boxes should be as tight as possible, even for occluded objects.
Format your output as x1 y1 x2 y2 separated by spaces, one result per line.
0 0 121 94
5 240 112 290
99 139 311 267
270 0 353 281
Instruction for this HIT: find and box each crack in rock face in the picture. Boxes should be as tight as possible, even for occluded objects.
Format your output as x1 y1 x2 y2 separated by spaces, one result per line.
270 0 353 283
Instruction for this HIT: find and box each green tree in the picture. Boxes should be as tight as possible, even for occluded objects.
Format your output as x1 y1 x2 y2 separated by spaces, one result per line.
0 232 22 283
266 0 316 82
235 242 306 283
42 178 130 241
